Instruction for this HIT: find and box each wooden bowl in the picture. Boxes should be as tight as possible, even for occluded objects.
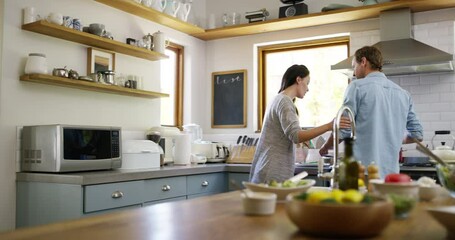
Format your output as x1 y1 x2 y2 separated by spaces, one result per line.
427 206 455 239
285 192 394 238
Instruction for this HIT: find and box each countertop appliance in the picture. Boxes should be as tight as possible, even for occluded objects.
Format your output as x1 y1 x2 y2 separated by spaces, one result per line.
192 141 229 162
149 126 181 164
121 140 161 169
279 0 307 18
21 124 121 172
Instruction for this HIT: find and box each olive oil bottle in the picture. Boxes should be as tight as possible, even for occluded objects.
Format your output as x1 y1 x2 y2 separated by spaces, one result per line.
339 138 359 190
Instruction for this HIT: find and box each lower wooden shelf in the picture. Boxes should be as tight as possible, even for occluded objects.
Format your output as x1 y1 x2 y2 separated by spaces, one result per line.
20 74 169 99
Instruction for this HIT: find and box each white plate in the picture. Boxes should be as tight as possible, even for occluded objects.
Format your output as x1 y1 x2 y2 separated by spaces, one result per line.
243 179 316 201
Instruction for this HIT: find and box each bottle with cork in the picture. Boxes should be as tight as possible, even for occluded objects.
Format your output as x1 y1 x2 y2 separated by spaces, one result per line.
338 137 359 190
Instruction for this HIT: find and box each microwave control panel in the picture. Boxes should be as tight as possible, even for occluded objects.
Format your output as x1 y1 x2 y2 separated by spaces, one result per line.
111 130 120 158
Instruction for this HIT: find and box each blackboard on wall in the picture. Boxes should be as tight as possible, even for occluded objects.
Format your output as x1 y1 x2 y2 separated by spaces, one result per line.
212 70 247 128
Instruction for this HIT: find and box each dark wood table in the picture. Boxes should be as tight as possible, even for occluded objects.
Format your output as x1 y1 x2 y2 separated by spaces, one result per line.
1 191 454 240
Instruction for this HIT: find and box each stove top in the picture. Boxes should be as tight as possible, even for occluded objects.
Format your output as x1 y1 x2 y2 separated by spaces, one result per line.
401 162 435 167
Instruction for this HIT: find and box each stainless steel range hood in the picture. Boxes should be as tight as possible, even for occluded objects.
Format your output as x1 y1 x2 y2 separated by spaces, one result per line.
331 8 454 76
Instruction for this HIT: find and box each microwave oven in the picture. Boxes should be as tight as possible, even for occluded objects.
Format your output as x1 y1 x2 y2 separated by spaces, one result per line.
21 124 121 172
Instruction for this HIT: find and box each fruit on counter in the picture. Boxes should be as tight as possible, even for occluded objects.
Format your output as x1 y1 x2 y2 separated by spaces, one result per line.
267 179 309 188
294 189 371 204
358 178 365 187
384 173 411 183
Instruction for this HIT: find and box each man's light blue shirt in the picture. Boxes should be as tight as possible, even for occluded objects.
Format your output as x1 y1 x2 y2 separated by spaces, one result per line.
341 72 423 177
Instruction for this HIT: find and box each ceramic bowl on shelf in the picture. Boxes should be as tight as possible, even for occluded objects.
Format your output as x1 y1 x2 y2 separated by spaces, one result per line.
242 179 315 201
285 192 394 238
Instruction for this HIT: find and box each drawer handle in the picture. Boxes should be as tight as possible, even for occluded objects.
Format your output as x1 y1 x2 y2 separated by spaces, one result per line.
162 185 171 191
111 191 124 199
201 181 209 187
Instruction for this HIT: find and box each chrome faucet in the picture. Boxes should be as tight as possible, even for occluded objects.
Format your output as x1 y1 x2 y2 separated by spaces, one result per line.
331 106 356 189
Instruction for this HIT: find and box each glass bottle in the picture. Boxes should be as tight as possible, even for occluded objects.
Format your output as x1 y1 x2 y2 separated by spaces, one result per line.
339 138 359 190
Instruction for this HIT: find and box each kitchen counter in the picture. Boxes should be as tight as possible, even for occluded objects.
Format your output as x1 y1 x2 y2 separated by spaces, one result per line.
2 190 454 240
16 163 328 185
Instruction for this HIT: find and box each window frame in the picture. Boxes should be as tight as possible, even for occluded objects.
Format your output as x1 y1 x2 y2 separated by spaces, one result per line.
161 42 184 128
257 37 350 132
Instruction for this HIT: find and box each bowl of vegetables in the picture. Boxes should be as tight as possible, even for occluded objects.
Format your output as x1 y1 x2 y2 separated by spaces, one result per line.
369 173 419 219
436 163 455 198
285 189 393 238
242 179 315 201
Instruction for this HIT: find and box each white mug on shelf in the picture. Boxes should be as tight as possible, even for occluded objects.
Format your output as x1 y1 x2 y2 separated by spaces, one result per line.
47 12 63 25
141 0 154 8
208 13 216 29
153 0 167 12
23 7 36 24
163 0 181 17
177 0 191 22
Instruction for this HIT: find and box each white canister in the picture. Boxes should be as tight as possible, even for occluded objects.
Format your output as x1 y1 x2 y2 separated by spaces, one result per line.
23 7 36 24
25 53 48 74
173 133 191 165
152 31 168 54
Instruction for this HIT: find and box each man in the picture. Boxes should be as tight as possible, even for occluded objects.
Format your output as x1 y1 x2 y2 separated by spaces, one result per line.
320 46 423 178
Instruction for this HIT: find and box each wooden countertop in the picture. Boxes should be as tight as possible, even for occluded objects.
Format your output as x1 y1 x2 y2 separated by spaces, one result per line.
1 191 454 240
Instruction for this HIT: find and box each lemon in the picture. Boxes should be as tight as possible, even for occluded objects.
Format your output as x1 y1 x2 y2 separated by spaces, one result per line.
358 178 365 187
331 189 344 203
342 189 363 203
307 191 333 203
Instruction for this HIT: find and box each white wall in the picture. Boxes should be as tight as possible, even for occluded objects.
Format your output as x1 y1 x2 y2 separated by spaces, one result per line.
0 0 205 231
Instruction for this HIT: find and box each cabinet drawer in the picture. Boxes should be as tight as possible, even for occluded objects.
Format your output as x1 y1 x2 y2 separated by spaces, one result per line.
143 176 187 201
84 180 144 213
228 173 250 191
187 173 227 195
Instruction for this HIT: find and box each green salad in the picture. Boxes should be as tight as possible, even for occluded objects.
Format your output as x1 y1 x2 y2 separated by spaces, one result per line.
388 194 416 217
267 179 309 188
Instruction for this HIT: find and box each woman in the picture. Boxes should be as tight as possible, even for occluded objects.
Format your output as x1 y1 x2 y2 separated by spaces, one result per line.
249 64 350 184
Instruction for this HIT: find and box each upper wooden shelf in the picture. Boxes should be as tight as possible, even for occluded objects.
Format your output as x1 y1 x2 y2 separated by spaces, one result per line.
20 74 169 99
95 0 455 41
94 0 205 35
193 0 455 40
22 20 168 61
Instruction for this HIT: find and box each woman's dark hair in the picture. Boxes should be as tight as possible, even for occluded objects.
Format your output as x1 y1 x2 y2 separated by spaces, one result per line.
354 46 383 71
278 64 310 93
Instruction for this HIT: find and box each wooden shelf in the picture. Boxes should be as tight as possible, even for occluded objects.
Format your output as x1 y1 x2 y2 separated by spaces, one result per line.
20 74 169 99
94 0 205 35
192 0 455 40
22 20 168 61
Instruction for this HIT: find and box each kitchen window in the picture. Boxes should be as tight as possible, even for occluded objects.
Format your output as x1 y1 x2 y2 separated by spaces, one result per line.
257 37 350 131
160 42 184 127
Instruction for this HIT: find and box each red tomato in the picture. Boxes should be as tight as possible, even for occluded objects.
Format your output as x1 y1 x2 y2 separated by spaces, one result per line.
384 173 411 183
